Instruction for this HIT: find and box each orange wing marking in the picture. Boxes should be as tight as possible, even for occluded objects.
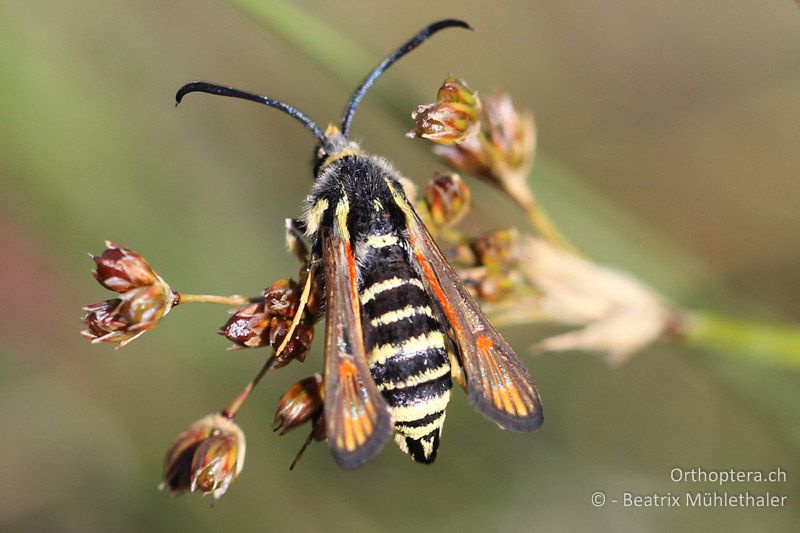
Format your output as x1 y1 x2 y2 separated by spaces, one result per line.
412 242 462 337
481 349 529 417
345 242 360 306
476 335 493 350
337 359 374 451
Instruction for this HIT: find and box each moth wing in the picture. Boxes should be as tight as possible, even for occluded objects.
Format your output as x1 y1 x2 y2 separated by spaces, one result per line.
321 229 393 468
388 181 543 431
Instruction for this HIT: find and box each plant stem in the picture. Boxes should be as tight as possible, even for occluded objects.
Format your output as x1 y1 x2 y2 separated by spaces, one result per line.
679 311 800 370
524 202 581 255
175 293 259 307
223 355 277 418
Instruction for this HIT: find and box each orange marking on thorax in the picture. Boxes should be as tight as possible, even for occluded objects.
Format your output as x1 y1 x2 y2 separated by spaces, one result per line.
477 335 493 350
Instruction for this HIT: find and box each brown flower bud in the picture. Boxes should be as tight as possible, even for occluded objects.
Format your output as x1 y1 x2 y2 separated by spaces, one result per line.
425 172 471 228
81 283 172 346
453 230 522 303
263 279 298 317
190 433 240 498
472 229 519 270
264 278 314 364
91 241 160 293
272 374 324 435
83 241 173 347
219 302 269 348
269 316 314 366
482 91 535 172
446 243 479 268
437 77 480 108
161 413 245 500
220 278 315 364
476 272 515 302
406 101 480 145
433 89 537 211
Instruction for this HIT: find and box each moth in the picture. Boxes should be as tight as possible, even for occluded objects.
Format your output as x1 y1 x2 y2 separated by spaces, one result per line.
177 19 543 468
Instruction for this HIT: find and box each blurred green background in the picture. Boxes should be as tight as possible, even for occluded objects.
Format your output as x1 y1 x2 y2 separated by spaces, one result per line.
1 1 798 531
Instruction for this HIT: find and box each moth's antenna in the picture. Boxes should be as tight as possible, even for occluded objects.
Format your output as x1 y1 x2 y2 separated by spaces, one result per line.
340 19 472 137
176 81 333 152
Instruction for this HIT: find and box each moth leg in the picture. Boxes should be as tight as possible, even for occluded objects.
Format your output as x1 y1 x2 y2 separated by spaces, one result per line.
274 266 315 358
289 416 326 471
285 218 309 264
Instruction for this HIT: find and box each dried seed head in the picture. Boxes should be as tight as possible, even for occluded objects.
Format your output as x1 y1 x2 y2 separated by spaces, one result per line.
91 241 160 293
273 374 327 470
190 433 241 499
476 272 516 302
453 230 522 302
161 413 245 500
81 283 172 346
219 302 269 348
436 77 480 108
272 373 324 435
83 242 173 347
425 172 471 228
518 236 673 363
432 88 537 210
262 278 315 364
407 76 482 145
407 101 480 145
269 316 314 366
263 279 298 317
446 243 479 268
482 91 535 173
472 229 519 270
219 278 315 364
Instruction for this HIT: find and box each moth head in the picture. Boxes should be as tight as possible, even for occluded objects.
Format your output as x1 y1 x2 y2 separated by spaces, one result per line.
312 124 364 174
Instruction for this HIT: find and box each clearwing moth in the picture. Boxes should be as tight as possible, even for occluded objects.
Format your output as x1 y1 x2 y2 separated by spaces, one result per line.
176 19 543 468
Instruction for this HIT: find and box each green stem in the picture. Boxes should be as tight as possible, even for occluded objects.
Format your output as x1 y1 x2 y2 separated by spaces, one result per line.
524 202 581 255
223 355 277 418
679 311 800 369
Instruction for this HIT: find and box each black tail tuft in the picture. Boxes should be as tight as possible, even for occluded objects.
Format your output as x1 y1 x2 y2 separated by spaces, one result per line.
406 431 441 464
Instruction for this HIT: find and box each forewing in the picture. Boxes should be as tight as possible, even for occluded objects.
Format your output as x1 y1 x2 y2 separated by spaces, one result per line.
387 181 543 431
321 229 393 467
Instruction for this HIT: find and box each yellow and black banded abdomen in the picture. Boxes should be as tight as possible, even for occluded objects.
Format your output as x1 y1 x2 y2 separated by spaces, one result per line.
358 241 452 464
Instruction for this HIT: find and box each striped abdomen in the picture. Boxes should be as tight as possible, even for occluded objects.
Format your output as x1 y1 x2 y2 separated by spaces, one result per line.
357 232 452 463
